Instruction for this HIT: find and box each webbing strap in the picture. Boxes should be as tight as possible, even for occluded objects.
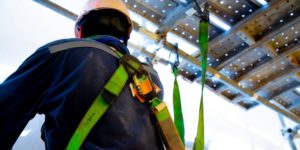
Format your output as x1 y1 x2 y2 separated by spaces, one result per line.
104 65 129 96
66 65 129 150
66 95 109 150
152 98 185 150
172 67 185 143
194 10 209 150
49 40 119 58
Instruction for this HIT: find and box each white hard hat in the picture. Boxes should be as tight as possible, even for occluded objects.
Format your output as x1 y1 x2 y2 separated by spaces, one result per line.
75 0 132 38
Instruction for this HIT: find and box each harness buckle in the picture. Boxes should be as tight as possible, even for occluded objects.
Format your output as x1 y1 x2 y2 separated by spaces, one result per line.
120 54 161 103
129 74 161 103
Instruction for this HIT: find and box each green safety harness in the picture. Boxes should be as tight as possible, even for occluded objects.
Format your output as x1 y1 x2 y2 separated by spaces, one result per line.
66 47 184 150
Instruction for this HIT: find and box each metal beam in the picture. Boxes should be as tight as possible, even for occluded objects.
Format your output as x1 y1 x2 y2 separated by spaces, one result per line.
265 81 300 100
230 45 300 103
209 0 238 21
33 0 77 21
192 0 281 58
264 43 279 58
209 68 300 123
157 2 193 34
34 0 300 123
292 72 300 82
127 0 199 66
236 29 256 45
252 68 296 92
128 42 170 65
232 69 300 104
248 0 262 6
172 0 192 5
223 54 271 81
215 83 228 93
235 43 300 82
133 0 165 17
132 24 300 123
183 0 288 70
216 15 300 70
288 53 300 67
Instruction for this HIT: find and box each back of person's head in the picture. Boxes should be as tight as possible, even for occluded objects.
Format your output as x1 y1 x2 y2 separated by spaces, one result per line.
75 0 132 44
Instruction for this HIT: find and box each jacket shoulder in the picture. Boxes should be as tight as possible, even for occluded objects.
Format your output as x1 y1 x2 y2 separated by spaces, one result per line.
37 38 79 50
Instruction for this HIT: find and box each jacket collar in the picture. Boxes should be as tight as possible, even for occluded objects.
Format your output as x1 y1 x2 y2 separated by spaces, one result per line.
89 35 130 55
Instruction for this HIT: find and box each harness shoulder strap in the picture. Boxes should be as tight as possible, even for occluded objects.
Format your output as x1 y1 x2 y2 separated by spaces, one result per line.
48 39 120 58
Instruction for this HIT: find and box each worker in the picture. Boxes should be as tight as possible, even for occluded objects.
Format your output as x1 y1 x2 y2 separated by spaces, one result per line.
0 0 165 149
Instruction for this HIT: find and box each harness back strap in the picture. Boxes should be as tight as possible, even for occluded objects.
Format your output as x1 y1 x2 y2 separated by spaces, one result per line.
66 64 128 150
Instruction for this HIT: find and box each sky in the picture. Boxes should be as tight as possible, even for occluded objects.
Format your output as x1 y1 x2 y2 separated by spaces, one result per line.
0 0 299 149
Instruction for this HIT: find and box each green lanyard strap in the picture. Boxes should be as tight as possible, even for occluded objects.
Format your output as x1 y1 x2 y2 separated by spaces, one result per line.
171 43 185 144
173 66 185 143
194 2 209 150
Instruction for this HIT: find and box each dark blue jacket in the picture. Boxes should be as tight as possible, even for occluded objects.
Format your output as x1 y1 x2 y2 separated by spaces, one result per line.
0 36 164 150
